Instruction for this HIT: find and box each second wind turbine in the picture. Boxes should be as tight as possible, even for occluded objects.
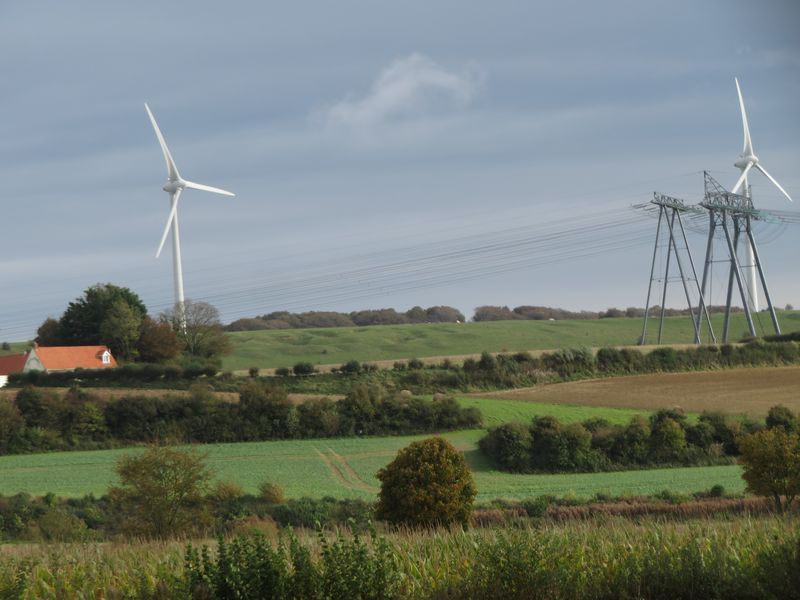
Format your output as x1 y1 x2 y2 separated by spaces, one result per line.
144 103 235 324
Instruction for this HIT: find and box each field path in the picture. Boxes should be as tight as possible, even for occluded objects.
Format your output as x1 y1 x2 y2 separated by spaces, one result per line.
471 366 800 416
314 447 377 493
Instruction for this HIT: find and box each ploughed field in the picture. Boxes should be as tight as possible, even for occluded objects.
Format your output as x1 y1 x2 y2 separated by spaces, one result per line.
223 311 800 370
0 397 744 500
473 366 800 417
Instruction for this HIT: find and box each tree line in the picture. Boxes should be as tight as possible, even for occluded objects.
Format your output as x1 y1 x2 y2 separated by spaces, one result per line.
0 383 481 455
480 405 799 474
223 303 761 331
226 305 466 331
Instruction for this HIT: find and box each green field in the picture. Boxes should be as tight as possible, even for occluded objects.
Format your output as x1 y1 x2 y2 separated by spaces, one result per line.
0 398 739 501
224 312 800 370
459 396 648 427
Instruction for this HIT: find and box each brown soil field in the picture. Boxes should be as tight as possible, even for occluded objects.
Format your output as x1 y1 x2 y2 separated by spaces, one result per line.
471 366 800 417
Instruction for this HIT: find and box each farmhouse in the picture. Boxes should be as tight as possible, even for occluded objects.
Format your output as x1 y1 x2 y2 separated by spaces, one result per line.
0 353 27 388
23 344 118 373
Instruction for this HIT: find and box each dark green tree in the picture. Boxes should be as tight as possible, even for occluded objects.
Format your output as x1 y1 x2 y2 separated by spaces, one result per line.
58 283 147 346
35 317 64 346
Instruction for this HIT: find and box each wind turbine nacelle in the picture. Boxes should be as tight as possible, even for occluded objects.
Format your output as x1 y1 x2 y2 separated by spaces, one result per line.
162 180 183 194
735 155 757 170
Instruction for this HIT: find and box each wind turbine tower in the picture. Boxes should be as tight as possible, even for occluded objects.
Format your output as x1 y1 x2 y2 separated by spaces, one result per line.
144 103 235 325
730 78 793 311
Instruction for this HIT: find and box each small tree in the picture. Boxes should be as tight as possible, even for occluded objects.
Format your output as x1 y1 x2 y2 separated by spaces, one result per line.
376 437 475 527
109 446 212 537
100 299 143 361
766 405 798 433
738 428 800 512
162 300 231 360
136 316 183 363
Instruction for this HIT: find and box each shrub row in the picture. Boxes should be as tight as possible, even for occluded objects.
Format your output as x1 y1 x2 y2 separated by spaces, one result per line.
8 361 220 387
0 383 481 454
0 490 374 543
479 406 798 473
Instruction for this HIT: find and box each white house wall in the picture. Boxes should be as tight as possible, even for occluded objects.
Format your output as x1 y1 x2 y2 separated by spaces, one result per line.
23 351 45 372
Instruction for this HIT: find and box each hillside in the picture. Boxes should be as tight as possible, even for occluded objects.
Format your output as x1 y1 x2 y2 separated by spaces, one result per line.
223 311 800 370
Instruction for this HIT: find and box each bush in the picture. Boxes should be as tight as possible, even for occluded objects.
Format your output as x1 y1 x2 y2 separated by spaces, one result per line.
479 423 532 471
766 405 798 433
293 362 317 376
259 481 285 504
376 437 476 527
108 446 212 538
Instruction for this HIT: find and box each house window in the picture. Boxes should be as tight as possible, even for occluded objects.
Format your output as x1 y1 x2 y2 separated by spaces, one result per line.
102 351 110 365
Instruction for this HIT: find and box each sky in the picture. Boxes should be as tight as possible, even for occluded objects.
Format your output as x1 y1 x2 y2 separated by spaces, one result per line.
1 0 799 341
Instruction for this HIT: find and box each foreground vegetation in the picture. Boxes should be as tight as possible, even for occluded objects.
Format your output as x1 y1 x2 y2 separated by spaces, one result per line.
1 518 798 599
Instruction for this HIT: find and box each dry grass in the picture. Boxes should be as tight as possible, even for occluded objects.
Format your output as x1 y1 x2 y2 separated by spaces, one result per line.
472 366 800 416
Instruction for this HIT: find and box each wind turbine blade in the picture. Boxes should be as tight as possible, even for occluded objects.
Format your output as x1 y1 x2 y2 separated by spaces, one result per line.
156 190 182 258
755 164 793 202
735 78 753 155
183 180 235 197
144 103 181 181
731 162 753 194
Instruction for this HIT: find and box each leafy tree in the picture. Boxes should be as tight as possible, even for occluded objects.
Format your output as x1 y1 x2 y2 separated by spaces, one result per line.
163 300 231 360
405 305 428 323
293 362 317 376
99 299 143 361
0 400 24 453
479 422 531 471
35 317 64 346
738 428 800 512
425 305 465 323
766 405 798 433
136 316 182 363
376 436 475 527
109 446 212 537
59 283 147 345
648 417 687 463
1 341 11 351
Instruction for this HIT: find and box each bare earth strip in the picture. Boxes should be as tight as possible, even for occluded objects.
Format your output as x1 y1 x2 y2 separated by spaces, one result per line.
471 366 800 417
327 448 378 492
314 448 377 493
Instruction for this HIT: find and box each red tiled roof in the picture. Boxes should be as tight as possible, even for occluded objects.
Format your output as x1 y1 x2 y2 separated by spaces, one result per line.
0 353 27 375
35 346 117 370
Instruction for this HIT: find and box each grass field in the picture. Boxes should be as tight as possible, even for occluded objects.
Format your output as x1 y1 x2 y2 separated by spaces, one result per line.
458 396 648 427
475 366 800 417
223 312 800 370
0 399 743 502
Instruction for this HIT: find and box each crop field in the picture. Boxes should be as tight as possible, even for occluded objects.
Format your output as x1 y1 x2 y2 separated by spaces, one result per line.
475 366 800 417
223 311 800 370
0 428 743 502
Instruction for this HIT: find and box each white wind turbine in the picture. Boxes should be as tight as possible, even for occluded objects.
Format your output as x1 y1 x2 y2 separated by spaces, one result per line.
730 78 792 312
144 103 235 323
